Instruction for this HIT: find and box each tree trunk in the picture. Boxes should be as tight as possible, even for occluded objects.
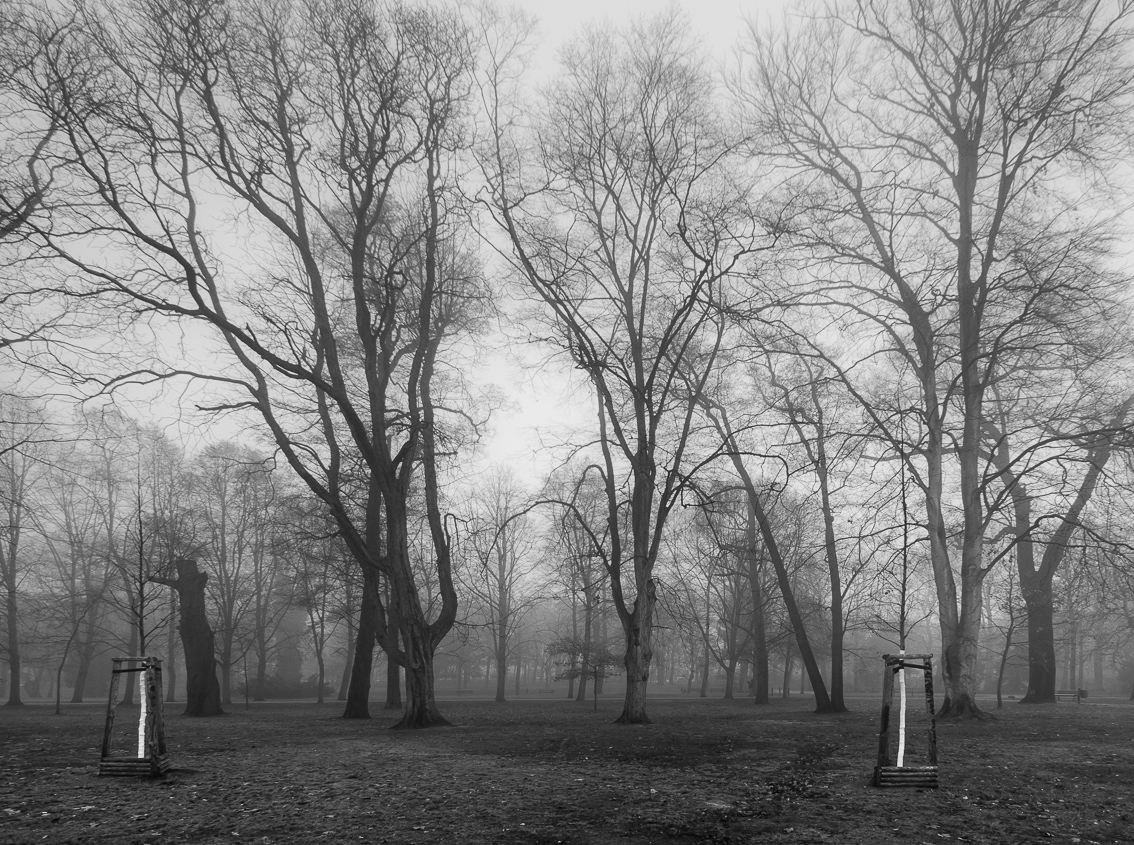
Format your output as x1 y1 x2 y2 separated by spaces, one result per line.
5 584 22 705
996 616 1015 709
782 643 793 698
747 546 769 705
121 624 138 706
576 603 593 703
751 631 770 703
384 595 402 710
797 401 849 713
1068 617 1078 691
391 622 449 729
496 526 510 703
253 632 268 702
337 600 356 702
385 652 402 709
1019 577 1056 703
70 641 94 704
315 651 325 705
166 589 178 703
219 633 233 706
685 639 696 695
615 578 655 724
938 601 985 719
699 638 710 698
343 568 379 719
156 559 223 717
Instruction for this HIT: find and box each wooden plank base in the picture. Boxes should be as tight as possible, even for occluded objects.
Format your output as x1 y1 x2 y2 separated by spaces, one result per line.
874 765 938 788
98 754 171 777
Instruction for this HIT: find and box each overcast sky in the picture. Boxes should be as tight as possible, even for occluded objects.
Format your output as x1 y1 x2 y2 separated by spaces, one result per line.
473 0 794 478
512 0 789 59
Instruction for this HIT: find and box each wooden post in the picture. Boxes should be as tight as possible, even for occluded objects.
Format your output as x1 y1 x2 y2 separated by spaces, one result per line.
875 654 895 772
924 657 938 767
99 665 121 761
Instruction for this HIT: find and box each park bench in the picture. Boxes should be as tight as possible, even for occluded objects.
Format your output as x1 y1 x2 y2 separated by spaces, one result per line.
536 689 556 695
1055 689 1087 703
455 689 476 696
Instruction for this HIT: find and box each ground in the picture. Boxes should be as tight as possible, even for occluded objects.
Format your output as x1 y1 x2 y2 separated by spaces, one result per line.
2 694 1132 844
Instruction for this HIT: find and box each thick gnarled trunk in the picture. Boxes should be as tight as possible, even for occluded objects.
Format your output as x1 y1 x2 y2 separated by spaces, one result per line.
1019 576 1056 703
391 623 448 730
157 559 223 717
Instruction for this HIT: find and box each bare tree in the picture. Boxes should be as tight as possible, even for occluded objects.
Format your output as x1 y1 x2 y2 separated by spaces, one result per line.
735 0 1134 716
285 493 350 706
35 440 115 704
21 0 485 728
194 442 277 705
481 9 756 723
462 469 541 703
543 468 610 702
0 394 50 705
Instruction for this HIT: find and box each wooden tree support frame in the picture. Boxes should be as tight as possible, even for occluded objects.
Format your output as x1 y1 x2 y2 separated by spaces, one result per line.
874 653 938 788
99 657 170 777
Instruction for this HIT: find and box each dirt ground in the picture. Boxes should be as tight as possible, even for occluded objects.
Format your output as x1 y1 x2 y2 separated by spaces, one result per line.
1 693 1132 844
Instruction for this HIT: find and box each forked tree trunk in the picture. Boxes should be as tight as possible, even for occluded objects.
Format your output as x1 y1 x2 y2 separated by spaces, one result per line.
937 602 986 719
392 622 449 729
616 579 656 724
